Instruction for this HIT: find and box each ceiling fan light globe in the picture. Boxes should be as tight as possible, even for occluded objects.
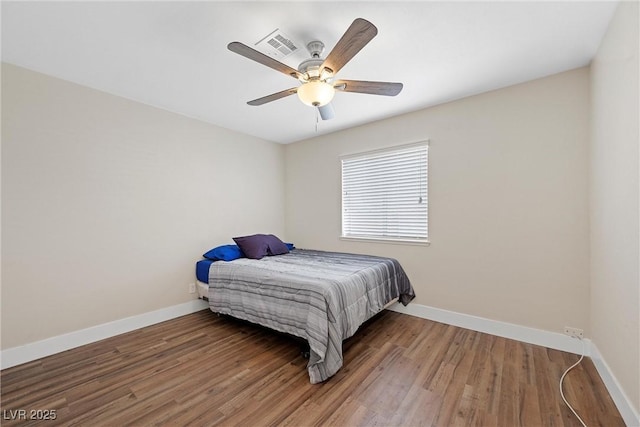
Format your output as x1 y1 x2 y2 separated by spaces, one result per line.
297 81 335 107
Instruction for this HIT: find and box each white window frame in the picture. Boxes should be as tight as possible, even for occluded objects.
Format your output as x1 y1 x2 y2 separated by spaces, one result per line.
340 141 429 245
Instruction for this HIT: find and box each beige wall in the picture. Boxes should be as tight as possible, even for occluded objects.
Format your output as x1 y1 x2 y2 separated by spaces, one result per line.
286 67 590 334
1 63 286 349
590 1 640 414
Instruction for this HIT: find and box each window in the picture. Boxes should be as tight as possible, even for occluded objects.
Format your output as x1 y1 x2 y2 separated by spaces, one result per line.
341 141 429 243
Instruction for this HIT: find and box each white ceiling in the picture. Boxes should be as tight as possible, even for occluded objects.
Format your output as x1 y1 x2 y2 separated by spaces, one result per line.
2 1 617 144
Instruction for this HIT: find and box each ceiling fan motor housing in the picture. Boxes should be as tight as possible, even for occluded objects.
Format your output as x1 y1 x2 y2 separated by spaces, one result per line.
298 58 324 79
298 41 329 81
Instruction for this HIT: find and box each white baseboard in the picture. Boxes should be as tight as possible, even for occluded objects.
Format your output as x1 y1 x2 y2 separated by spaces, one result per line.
1 299 209 370
388 302 639 426
387 302 589 355
590 343 640 427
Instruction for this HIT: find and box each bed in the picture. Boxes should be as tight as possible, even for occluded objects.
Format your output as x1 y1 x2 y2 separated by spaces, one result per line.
197 248 415 384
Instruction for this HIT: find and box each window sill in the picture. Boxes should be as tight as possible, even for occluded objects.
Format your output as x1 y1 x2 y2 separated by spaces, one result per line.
339 236 430 246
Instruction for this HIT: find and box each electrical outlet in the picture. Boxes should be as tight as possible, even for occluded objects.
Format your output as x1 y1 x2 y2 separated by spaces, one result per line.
189 283 196 294
564 326 583 339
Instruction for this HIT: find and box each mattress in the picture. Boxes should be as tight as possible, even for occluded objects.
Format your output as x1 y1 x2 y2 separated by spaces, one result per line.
197 280 209 300
196 259 214 283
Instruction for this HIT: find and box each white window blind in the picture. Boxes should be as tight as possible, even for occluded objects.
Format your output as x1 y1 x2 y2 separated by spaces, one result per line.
341 142 428 243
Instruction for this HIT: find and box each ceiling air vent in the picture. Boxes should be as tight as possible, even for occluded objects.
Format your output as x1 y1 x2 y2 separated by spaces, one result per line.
255 29 299 59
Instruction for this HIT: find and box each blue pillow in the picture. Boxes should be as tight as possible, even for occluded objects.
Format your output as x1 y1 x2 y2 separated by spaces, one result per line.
286 243 295 250
203 244 244 261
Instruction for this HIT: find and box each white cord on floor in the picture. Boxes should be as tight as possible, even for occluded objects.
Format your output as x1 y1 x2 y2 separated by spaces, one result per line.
559 337 587 427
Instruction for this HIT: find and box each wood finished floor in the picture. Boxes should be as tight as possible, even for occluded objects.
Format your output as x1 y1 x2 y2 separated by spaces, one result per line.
1 309 624 427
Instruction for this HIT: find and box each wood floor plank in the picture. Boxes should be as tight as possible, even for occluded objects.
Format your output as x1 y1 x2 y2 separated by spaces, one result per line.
0 309 625 427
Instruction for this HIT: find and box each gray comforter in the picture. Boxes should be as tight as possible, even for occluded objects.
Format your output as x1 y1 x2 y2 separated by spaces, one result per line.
207 249 415 383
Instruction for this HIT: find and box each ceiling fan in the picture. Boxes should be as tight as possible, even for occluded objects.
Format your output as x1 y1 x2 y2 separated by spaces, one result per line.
228 18 403 120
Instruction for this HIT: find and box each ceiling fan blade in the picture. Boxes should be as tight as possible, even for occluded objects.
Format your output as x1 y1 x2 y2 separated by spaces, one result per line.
334 80 403 96
228 42 302 80
317 103 335 120
321 18 378 76
247 88 298 106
